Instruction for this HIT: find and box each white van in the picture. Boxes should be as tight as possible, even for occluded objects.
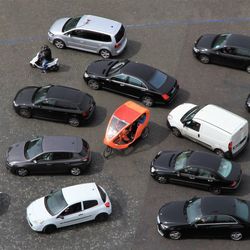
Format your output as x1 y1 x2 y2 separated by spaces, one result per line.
167 103 248 158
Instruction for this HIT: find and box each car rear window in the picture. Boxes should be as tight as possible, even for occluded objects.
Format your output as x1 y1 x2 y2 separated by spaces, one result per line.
115 25 125 43
79 139 89 157
217 158 232 178
148 70 168 89
97 185 107 203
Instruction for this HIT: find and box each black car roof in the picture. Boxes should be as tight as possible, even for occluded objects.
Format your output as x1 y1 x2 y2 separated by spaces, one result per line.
42 136 83 153
227 34 250 49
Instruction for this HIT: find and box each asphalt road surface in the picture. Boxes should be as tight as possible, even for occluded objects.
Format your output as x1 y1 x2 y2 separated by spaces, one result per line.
1 0 250 249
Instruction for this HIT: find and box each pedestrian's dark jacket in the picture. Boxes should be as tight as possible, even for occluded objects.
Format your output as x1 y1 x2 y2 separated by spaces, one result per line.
39 48 52 61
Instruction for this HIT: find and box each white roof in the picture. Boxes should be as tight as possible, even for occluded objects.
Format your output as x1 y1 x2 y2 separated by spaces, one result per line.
194 104 248 134
62 183 100 204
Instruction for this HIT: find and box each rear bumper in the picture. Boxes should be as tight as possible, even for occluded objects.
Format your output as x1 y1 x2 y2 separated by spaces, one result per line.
111 37 127 56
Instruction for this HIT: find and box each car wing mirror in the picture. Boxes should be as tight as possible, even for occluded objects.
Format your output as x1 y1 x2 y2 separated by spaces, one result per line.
33 160 37 164
176 171 180 177
57 215 64 219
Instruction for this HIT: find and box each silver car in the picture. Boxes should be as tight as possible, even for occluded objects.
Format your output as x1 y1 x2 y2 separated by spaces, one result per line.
48 15 127 58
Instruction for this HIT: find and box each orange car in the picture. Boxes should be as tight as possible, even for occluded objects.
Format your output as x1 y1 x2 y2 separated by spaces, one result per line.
103 101 150 158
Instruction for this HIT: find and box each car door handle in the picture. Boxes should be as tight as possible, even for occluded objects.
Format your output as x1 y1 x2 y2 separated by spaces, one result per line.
189 175 195 179
198 134 200 137
120 83 125 86
208 179 214 182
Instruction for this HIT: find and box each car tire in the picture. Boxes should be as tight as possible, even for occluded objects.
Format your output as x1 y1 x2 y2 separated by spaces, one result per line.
141 96 154 107
246 66 250 73
54 39 66 49
68 117 80 127
95 213 109 222
169 230 182 240
141 127 149 139
103 146 113 159
19 108 32 118
210 186 222 195
214 149 224 157
171 127 182 137
156 175 168 184
230 231 243 241
199 54 210 64
87 79 101 90
70 167 81 176
43 225 57 234
100 49 111 59
16 168 28 177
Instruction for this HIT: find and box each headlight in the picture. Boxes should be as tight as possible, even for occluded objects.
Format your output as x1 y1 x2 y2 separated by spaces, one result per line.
193 47 199 53
32 219 44 225
48 31 54 37
84 72 89 78
13 101 18 107
151 166 156 173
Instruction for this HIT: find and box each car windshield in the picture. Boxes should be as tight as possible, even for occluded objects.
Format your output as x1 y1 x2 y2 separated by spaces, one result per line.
44 189 68 216
186 198 202 224
62 16 81 32
174 151 192 170
234 198 249 222
108 60 128 75
24 137 43 159
180 106 201 123
212 34 230 49
217 158 232 178
107 115 128 139
33 86 51 104
148 70 168 89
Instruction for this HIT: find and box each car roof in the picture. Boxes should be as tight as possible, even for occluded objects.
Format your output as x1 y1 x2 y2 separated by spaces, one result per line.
121 61 157 82
201 196 237 216
62 183 101 204
76 15 121 35
194 104 247 134
226 34 250 49
42 136 83 153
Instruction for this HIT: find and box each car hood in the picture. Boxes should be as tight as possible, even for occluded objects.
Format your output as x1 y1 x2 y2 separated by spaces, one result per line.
86 59 115 77
49 17 70 34
158 201 187 226
27 197 52 223
152 151 177 172
168 103 197 122
195 34 217 49
13 86 37 106
6 141 27 164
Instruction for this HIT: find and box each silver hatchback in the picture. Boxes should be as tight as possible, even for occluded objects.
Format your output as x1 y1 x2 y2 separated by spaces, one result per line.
48 15 127 58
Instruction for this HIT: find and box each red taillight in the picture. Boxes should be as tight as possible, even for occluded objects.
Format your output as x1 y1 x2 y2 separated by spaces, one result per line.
82 111 89 118
162 93 169 101
105 202 110 208
228 142 233 152
115 43 121 48
230 181 237 187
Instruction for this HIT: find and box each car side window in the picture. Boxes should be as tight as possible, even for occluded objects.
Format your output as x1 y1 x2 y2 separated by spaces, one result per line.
197 215 216 224
70 30 85 38
185 121 201 132
83 200 98 210
36 152 53 161
127 76 144 88
215 215 237 223
60 202 82 216
52 152 73 161
234 47 250 57
184 167 198 175
111 74 128 82
197 169 214 179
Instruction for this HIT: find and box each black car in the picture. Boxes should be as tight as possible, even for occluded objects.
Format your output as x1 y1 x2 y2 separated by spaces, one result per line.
83 59 179 107
193 33 250 73
157 196 250 241
150 150 242 194
13 84 95 127
5 136 91 176
245 94 250 112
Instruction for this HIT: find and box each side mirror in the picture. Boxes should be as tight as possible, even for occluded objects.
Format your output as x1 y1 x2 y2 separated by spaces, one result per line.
33 160 37 164
57 215 64 219
176 171 180 177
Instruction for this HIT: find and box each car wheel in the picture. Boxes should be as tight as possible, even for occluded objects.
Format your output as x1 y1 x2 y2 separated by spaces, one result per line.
141 96 154 107
199 54 210 64
87 79 101 90
156 175 168 184
54 39 66 49
141 127 149 139
169 230 182 240
43 225 57 234
103 146 113 159
210 186 222 195
68 117 80 127
95 213 109 222
16 168 28 177
19 108 31 118
246 66 250 73
70 167 81 176
230 231 243 241
100 49 111 59
214 149 224 157
171 127 182 137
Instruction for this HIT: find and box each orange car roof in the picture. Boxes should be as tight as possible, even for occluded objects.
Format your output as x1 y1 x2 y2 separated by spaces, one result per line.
113 101 149 123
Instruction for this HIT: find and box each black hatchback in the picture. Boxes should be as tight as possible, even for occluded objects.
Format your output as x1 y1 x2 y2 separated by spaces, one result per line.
13 84 95 127
6 136 91 176
150 150 242 194
83 59 179 107
193 33 250 73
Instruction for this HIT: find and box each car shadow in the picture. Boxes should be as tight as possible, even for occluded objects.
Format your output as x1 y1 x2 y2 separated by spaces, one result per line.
87 106 107 127
84 151 104 176
0 193 11 216
227 174 250 197
119 39 142 59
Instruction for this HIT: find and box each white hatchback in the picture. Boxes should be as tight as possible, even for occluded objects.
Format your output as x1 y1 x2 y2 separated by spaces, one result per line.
26 183 112 233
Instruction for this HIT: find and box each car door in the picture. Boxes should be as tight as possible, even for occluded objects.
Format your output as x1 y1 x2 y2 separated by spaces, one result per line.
65 29 87 50
195 168 217 190
182 120 203 142
81 200 99 222
31 152 55 174
209 48 234 66
32 99 57 120
172 166 199 187
56 202 84 228
124 76 148 99
49 152 74 174
108 74 129 93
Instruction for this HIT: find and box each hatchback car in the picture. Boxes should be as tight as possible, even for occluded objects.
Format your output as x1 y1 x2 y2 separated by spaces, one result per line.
6 136 91 176
150 150 242 194
26 183 112 233
13 84 95 127
84 59 179 107
193 33 250 73
48 15 127 58
157 196 250 241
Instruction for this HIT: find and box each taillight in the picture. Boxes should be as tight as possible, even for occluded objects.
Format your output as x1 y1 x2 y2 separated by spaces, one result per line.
228 142 233 152
115 43 121 48
230 181 237 187
82 111 89 117
105 201 110 208
162 93 169 101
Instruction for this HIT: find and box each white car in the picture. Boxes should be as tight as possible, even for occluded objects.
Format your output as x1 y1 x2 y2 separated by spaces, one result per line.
167 103 248 158
26 183 112 233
